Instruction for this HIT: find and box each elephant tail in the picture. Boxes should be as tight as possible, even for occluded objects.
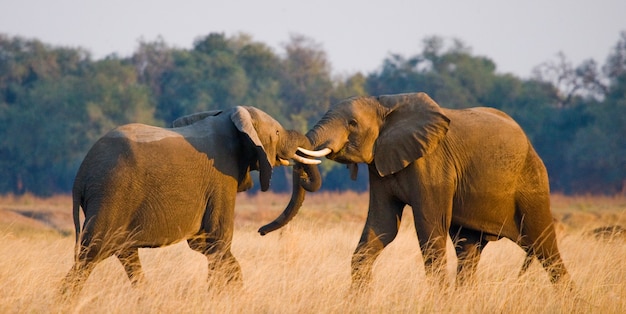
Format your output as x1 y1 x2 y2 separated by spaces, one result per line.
71 189 82 256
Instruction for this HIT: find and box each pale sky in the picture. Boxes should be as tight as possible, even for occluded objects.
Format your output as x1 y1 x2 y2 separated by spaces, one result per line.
1 0 625 78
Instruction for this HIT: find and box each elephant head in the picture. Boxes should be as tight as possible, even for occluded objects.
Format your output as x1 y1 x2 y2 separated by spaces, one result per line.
258 93 450 235
231 106 306 192
304 93 449 176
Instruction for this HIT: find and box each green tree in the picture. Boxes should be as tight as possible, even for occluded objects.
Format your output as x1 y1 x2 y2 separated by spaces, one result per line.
0 36 156 194
0 36 90 194
279 34 333 132
331 72 368 102
132 37 174 101
366 53 427 95
232 34 286 124
82 58 159 135
564 31 626 194
366 36 499 109
156 33 249 123
2 77 85 194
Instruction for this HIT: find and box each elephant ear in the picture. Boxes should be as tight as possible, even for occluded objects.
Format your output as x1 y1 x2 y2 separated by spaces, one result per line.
230 106 273 191
374 93 450 177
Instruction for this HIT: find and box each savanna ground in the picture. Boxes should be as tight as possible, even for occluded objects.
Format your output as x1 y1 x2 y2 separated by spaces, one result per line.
0 192 625 313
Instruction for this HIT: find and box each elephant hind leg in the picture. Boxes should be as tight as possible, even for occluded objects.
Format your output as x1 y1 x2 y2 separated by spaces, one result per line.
188 236 243 289
60 239 104 297
60 255 97 297
515 151 572 287
206 249 243 288
191 188 243 290
535 245 570 284
517 207 572 286
451 226 488 286
117 248 145 286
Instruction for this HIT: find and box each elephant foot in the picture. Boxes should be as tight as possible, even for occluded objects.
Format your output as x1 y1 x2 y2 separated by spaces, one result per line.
59 264 93 300
346 274 374 299
58 280 78 301
553 272 577 295
552 277 590 312
206 262 243 295
207 274 243 296
345 280 372 305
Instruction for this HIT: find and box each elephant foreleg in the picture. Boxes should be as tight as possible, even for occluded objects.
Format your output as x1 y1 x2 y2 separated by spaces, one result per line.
351 198 404 292
117 248 145 286
351 229 388 291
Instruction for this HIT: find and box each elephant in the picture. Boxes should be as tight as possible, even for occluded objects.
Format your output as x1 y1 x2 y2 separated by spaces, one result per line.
260 92 573 290
62 106 321 296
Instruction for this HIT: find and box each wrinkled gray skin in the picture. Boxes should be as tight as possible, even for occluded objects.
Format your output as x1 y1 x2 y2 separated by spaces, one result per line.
264 93 573 290
62 106 320 296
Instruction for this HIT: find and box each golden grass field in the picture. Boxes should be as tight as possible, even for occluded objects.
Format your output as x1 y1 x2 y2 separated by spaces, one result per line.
0 192 625 313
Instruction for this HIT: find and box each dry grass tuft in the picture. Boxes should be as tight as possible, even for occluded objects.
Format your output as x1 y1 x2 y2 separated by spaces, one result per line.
0 192 624 312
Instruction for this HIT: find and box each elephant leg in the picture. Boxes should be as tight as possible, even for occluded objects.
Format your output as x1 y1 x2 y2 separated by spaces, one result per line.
190 189 242 289
189 235 243 289
61 260 96 297
411 203 453 290
351 197 405 292
515 153 573 288
516 191 572 288
117 248 145 286
527 231 569 285
207 247 243 287
450 226 488 286
60 242 100 297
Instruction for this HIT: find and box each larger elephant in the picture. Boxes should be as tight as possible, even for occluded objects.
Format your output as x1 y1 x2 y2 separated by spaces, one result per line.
260 93 572 289
62 106 321 296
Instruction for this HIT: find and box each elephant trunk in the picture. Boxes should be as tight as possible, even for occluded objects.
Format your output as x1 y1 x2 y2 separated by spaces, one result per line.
258 163 308 235
298 161 321 192
288 131 322 192
258 132 324 235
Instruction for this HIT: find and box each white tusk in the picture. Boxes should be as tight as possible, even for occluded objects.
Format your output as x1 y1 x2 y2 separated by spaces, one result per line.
292 154 321 165
297 147 332 157
278 158 290 166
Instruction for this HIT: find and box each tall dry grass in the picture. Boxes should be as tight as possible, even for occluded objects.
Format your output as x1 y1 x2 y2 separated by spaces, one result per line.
0 192 624 313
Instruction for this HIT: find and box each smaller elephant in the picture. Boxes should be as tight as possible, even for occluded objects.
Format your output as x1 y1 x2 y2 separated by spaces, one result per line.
62 106 321 296
262 93 573 290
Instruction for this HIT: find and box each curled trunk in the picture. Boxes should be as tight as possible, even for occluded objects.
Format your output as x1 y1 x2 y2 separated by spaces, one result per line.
258 163 308 235
298 160 321 192
258 130 325 235
289 131 322 192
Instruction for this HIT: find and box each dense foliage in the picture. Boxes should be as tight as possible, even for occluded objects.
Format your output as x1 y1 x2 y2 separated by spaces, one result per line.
1 32 624 195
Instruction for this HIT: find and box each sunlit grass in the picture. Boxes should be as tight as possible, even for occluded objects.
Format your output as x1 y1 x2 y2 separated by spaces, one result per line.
0 193 624 312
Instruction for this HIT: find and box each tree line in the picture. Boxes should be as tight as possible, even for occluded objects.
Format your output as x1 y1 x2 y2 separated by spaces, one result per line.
1 32 624 196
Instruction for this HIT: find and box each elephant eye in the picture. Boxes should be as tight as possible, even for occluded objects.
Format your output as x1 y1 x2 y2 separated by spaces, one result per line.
276 130 280 136
348 119 358 129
